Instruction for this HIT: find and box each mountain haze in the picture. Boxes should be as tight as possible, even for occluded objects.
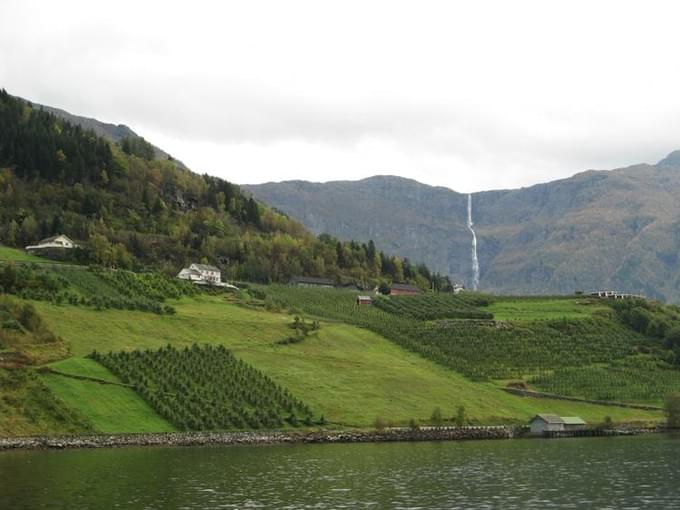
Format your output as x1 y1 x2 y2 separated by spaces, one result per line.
245 155 680 301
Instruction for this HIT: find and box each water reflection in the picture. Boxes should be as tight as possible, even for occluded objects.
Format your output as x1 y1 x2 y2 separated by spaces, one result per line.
1 435 679 509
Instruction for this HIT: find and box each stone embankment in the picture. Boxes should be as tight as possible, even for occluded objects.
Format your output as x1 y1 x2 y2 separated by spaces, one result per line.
0 426 514 451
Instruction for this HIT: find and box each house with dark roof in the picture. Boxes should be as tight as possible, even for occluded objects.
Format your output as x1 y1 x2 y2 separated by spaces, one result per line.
289 276 335 288
389 283 421 296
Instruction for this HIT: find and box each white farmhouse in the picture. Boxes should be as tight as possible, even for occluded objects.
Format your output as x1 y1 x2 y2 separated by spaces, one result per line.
26 234 78 251
178 263 221 285
177 263 238 289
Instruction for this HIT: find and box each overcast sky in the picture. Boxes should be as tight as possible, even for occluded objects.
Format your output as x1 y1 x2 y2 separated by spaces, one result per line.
2 1 680 192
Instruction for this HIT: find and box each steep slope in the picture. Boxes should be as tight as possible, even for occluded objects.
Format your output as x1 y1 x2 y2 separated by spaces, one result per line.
245 156 680 301
0 90 437 287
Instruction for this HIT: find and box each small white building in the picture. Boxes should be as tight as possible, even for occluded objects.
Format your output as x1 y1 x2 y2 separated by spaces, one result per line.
26 234 78 251
178 263 224 286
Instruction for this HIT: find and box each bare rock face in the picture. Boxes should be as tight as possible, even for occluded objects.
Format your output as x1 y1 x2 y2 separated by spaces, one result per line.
245 154 680 301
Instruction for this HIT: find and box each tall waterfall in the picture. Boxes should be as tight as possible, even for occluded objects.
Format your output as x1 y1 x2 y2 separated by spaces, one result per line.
466 194 480 290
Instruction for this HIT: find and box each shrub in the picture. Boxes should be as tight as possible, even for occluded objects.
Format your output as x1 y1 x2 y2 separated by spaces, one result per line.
430 407 443 427
374 416 387 430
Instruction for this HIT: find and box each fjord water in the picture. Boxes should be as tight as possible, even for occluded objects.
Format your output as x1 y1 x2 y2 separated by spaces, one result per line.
1 435 679 509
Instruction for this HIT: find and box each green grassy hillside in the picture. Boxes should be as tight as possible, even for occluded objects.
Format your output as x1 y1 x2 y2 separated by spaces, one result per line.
42 358 175 433
31 295 661 429
486 296 609 321
3 273 677 437
0 245 51 263
0 368 92 436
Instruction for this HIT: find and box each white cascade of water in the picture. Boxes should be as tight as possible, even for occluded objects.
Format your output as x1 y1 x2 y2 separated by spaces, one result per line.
466 194 480 290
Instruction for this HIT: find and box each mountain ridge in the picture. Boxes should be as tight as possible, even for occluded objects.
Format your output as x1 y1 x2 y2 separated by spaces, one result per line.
244 155 680 301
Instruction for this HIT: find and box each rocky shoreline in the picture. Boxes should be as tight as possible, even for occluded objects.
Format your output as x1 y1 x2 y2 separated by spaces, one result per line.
0 426 515 451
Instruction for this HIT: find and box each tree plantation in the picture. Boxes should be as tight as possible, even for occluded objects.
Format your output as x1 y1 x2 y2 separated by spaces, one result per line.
92 344 317 431
0 263 196 314
260 286 680 395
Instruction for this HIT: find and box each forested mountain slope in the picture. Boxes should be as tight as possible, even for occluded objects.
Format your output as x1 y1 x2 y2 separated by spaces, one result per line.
0 90 439 287
245 153 680 301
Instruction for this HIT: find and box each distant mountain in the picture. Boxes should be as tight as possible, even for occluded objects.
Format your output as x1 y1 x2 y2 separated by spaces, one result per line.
245 156 680 301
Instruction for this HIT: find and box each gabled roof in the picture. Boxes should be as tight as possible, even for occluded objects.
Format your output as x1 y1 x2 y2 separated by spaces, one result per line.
38 234 74 244
530 414 564 424
179 267 202 276
561 416 586 425
190 263 220 272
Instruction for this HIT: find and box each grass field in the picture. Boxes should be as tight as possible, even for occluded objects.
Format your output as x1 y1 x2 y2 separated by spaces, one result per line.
42 358 176 433
486 297 609 321
33 297 661 428
0 245 51 263
35 297 292 356
0 367 92 436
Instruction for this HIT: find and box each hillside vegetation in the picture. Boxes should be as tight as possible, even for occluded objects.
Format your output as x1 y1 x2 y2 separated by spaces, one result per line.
0 262 195 314
30 295 660 430
0 258 663 435
259 287 680 401
0 90 443 290
94 344 316 430
0 91 677 437
42 357 174 433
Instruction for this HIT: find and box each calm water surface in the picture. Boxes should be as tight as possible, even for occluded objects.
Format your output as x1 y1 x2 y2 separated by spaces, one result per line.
1 435 679 509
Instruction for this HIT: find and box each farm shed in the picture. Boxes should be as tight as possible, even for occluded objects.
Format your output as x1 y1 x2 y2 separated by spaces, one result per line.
529 414 587 434
356 295 372 305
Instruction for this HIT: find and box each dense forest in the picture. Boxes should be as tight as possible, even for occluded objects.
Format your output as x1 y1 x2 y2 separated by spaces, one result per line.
0 90 448 288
